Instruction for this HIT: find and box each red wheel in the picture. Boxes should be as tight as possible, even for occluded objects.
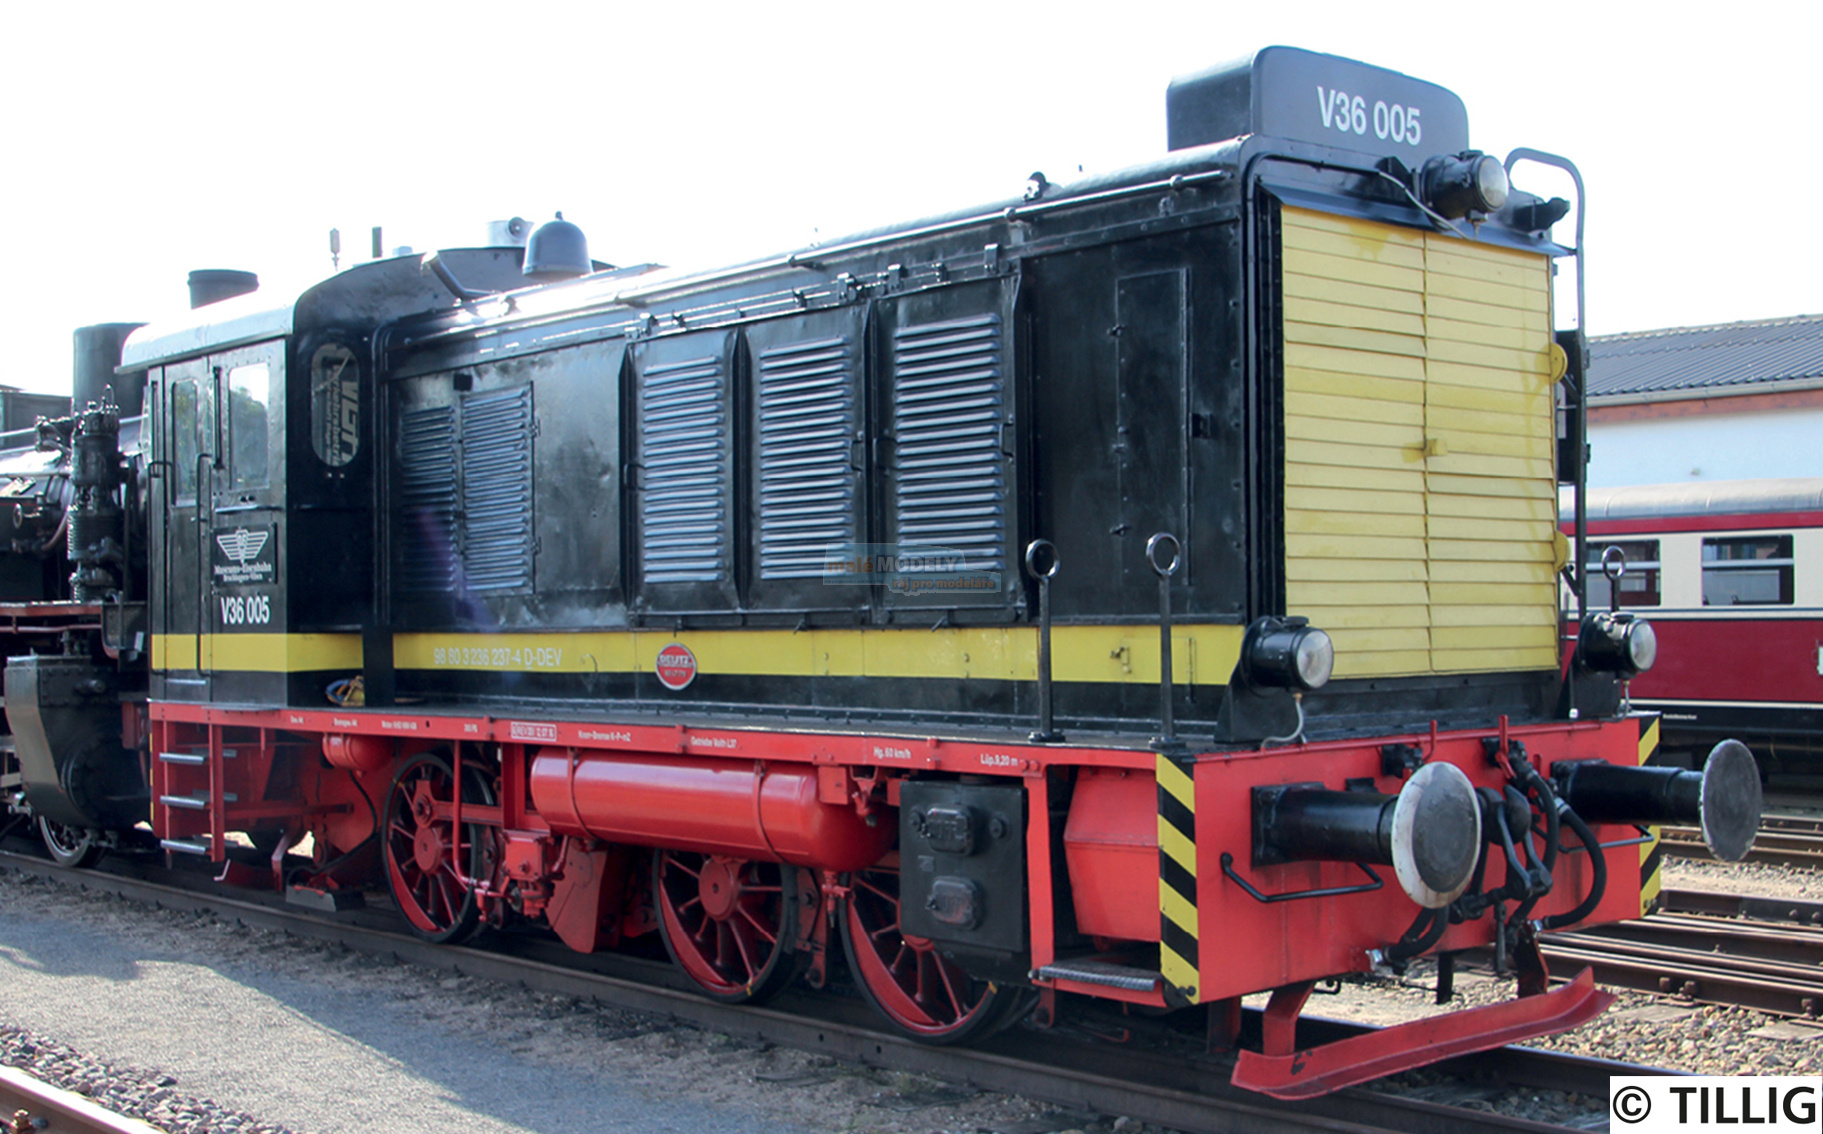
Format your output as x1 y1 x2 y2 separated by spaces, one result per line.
383 753 495 944
840 860 1026 1043
655 850 801 1003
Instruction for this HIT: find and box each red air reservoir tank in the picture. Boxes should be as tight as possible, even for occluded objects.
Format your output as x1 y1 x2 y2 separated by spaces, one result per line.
527 749 893 872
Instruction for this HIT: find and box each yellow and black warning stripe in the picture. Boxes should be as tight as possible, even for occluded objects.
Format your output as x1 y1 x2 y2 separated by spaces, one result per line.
1637 714 1663 916
1156 755 1199 1003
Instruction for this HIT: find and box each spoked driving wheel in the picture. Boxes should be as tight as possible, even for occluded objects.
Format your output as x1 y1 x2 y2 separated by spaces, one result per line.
38 816 101 868
383 753 496 944
655 850 801 1004
840 859 1028 1043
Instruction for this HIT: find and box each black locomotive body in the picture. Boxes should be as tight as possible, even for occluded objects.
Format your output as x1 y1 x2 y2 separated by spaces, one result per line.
0 47 1762 1099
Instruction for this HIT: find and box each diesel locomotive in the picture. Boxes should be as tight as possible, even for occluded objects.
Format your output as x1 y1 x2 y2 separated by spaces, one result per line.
0 47 1764 1098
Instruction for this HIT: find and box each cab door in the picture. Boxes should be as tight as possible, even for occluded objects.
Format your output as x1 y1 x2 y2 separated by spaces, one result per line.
152 357 215 700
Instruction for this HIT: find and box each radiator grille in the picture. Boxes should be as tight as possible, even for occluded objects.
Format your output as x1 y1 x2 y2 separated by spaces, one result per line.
398 405 458 592
639 354 730 584
757 335 856 579
459 386 534 591
890 313 1006 573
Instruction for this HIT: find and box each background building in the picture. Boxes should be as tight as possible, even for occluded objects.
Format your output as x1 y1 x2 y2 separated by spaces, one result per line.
1587 314 1823 488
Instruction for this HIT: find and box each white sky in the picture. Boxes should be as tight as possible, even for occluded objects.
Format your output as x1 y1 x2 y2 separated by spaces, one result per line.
3 3 1816 393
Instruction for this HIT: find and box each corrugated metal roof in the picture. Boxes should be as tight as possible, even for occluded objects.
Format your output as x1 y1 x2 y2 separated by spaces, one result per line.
1588 313 1823 399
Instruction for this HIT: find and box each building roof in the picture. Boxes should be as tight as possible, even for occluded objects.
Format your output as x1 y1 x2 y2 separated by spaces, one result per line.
1589 313 1823 400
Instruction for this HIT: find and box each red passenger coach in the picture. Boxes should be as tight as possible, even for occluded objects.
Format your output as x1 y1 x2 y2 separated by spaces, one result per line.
2 47 1765 1101
1575 478 1823 773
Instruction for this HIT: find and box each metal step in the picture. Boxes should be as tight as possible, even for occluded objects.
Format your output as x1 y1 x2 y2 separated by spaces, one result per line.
158 792 237 810
159 838 211 855
1035 960 1164 992
157 749 236 764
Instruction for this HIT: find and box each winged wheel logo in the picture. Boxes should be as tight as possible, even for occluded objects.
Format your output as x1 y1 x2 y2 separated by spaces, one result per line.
215 528 270 567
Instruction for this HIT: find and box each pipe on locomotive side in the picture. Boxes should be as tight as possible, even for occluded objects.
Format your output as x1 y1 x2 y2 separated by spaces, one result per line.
527 749 894 872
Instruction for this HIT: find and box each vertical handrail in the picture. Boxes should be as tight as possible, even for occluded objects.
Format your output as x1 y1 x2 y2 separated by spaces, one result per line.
1024 540 1062 742
1147 533 1184 754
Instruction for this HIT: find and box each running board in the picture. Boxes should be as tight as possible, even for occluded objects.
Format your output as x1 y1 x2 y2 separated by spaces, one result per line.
1231 968 1613 1100
1035 961 1162 992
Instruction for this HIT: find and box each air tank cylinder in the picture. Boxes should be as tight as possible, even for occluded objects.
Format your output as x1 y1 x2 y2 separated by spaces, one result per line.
527 749 894 872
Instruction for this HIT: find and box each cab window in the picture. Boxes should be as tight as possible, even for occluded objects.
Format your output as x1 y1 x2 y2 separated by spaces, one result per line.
227 363 270 490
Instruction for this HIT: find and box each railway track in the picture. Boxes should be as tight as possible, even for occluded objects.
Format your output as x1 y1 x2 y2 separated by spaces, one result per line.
0 1064 163 1134
1660 816 1823 868
1534 887 1823 1018
0 844 1637 1134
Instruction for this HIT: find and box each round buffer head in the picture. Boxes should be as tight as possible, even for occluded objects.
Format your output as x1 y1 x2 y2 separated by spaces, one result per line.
1390 761 1482 909
1699 739 1763 863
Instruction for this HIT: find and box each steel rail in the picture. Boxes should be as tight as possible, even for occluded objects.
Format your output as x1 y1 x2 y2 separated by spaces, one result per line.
1659 825 1823 868
0 847 1633 1134
0 1064 165 1134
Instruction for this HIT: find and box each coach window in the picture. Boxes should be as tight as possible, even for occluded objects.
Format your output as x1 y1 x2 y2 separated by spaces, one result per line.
1702 535 1794 606
1587 539 1660 608
226 363 270 490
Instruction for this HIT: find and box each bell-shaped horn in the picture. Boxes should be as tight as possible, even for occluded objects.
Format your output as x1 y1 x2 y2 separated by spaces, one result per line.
1553 739 1762 862
1252 762 1482 908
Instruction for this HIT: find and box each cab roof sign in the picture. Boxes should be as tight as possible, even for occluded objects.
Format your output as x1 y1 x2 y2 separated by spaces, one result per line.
1167 46 1471 161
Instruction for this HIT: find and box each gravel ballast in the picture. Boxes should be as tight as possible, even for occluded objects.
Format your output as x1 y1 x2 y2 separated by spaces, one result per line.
2 853 1820 1133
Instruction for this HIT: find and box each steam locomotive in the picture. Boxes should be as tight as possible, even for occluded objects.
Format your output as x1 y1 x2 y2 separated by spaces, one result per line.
0 47 1763 1099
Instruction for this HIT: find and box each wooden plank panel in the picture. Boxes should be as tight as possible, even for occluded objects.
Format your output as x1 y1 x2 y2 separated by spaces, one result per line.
1425 315 1542 351
1427 293 1553 331
1431 645 1558 672
1286 532 1427 561
1286 342 1427 381
1284 208 1426 254
1431 581 1557 606
1429 558 1559 584
1284 319 1428 358
1282 247 1425 293
1428 337 1554 374
1426 246 1545 288
1426 358 1555 394
1285 389 1424 428
1287 557 1428 582
1285 414 1423 449
1432 624 1558 650
1289 508 1426 538
1284 367 1424 404
1426 383 1548 416
1284 272 1427 314
1286 296 1427 337
1425 471 1555 499
1286 483 1425 515
1427 492 1555 521
1424 428 1553 461
1425 271 1548 312
1428 537 1558 564
1286 437 1428 473
1286 463 1426 493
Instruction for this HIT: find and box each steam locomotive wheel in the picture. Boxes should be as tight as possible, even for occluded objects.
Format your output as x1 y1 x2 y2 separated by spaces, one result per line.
383 754 495 944
655 851 801 1004
840 860 1024 1043
38 817 101 868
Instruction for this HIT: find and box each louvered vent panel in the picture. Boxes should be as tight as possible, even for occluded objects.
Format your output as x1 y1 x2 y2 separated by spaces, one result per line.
891 314 1005 572
459 386 534 591
398 405 458 592
758 335 855 579
640 355 729 583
